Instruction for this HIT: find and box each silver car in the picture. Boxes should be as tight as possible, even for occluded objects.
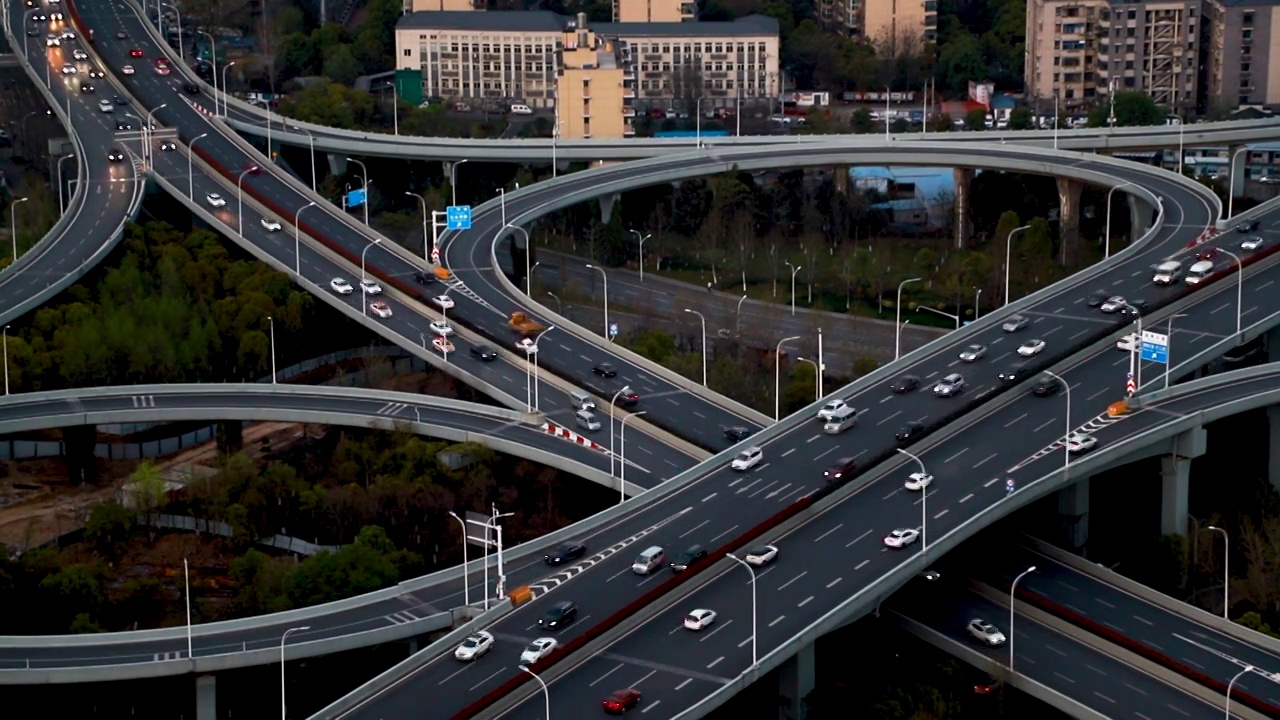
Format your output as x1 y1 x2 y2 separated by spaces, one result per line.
967 619 1007 646
933 373 965 397
1242 236 1265 251
1001 315 1029 332
958 344 987 362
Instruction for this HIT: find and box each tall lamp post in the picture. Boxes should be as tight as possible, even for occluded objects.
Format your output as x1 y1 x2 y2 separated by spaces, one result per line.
1005 225 1031 306
294 202 317 276
608 385 634 484
280 626 311 720
197 31 218 111
619 410 647 503
507 225 532 295
1219 247 1244 335
1227 146 1250 221
519 665 551 720
1043 370 1071 475
145 103 168 164
447 511 470 607
183 557 192 658
1009 566 1037 673
189 133 209 199
482 510 514 604
630 230 651 281
360 239 382 315
267 316 277 383
162 2 183 61
2 325 10 396
586 264 610 340
450 159 468 207
220 61 237 117
685 308 707 386
237 164 259 236
1208 525 1229 619
726 553 757 667
896 448 930 551
532 326 555 410
406 192 429 261
10 197 29 262
1227 665 1254 719
774 336 800 421
346 157 371 226
895 278 922 361
1104 182 1134 259
56 154 75 215
735 294 748 336
973 288 982 322
785 261 802 316
289 125 317 192
796 358 820 402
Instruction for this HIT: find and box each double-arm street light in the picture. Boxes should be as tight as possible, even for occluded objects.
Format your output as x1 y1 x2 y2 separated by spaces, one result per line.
1005 225 1031 306
685 308 707 386
586 264 610 340
895 278 922 361
294 202 317 276
619 410 647 503
775 336 800 421
1208 525 1229 619
1104 182 1134 258
346 157 371 226
1009 566 1037 673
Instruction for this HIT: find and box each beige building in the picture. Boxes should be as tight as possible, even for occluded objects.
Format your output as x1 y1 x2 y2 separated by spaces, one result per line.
815 0 937 45
1202 0 1280 107
614 0 696 23
407 0 482 11
395 11 779 135
1025 0 1200 113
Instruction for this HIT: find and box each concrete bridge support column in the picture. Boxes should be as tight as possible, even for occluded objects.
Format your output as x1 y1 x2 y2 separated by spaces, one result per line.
1056 177 1083 265
778 641 815 720
1128 194 1155 241
63 424 97 485
1264 325 1280 364
327 153 348 178
1267 406 1280 492
217 421 243 455
196 674 217 720
1057 476 1090 549
1160 426 1207 536
952 168 974 249
599 192 620 223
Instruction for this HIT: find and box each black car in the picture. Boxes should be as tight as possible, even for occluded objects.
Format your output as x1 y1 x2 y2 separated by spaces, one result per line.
723 426 753 443
889 375 921 393
997 363 1030 384
544 542 586 565
613 390 640 407
182 82 201 95
593 362 617 378
1086 290 1109 307
413 271 436 285
114 95 128 105
115 30 127 40
26 27 39 37
823 457 858 483
1032 378 1062 397
670 545 707 572
1120 299 1148 317
1237 219 1260 233
895 421 925 445
538 601 578 630
470 344 497 361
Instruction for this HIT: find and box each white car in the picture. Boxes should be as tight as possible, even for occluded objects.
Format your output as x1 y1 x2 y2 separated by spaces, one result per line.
1066 432 1097 453
260 217 282 232
432 336 455 353
958 344 987 362
98 99 114 113
71 49 88 61
744 545 778 566
122 64 135 75
683 609 717 631
205 193 226 208
904 472 933 491
883 528 920 548
433 295 455 309
360 278 382 295
429 320 454 337
1242 236 1266 251
1100 296 1127 313
453 630 494 661
330 278 354 295
1017 339 1046 357
45 34 61 47
730 446 763 471
967 619 1007 646
60 64 76 75
933 373 965 397
1116 333 1138 351
1002 315 1029 332
816 398 848 421
520 637 557 665
515 338 538 354
369 301 392 319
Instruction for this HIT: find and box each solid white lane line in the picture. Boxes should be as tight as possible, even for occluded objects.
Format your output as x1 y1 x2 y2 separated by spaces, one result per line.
855 559 869 570
777 572 807 591
798 596 813 607
590 663 625 687
814 523 844 543
702 493 717 502
944 448 969 463
959 493 974 503
846 529 873 547
679 520 710 539
972 453 997 469
768 615 786 627
827 577 842 588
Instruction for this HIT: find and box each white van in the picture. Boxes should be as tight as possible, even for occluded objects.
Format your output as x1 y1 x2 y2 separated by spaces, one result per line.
823 405 858 434
632 546 665 574
1152 260 1183 285
574 409 601 432
569 390 596 411
510 103 533 115
1185 260 1215 285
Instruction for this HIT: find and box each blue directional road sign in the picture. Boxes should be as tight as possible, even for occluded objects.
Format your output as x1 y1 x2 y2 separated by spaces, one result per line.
1139 330 1169 364
446 205 472 230
346 188 367 208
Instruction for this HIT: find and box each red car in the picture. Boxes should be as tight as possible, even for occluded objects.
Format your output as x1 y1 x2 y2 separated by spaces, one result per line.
602 689 641 714
129 48 144 58
1197 246 1219 261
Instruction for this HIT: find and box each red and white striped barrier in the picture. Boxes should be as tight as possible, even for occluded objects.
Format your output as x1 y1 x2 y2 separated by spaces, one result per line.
183 97 217 119
1185 227 1221 249
542 422 606 453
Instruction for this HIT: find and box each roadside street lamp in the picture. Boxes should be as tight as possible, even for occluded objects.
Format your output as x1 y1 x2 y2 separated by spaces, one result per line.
196 32 218 112
519 665 551 720
735 294 748 336
183 558 192 658
406 192 429 261
450 159 468 207
1104 182 1134 259
1227 146 1250 222
290 125 317 192
2 325 10 395
685 308 707 387
726 553 757 667
586 264 610 340
1009 566 1036 673
1043 370 1071 476
1208 525 1229 619
220 62 237 118
609 385 634 483
57 154 75 215
294 202 317 277
695 95 709 147
145 103 168 164
619 410 647 503
895 278 922 361
918 305 959 330
1227 665 1254 719
507 225 532 295
796 357 820 402
785 261 802 316
267 316 277 383
630 230 651 281
162 3 184 62
896 448 930 551
11 197 28 262
482 510 514 605
774 336 800 422
532 326 555 410
237 164 258 236
189 133 209 199
447 511 469 607
546 291 562 314
346 157 371 226
360 239 382 315
1005 225 1030 306
973 287 982 322
1218 247 1244 336
280 626 311 720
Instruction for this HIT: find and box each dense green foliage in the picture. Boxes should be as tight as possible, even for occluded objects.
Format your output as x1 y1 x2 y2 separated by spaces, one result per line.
273 0 402 84
1086 91 1165 127
2 222 332 391
1 170 60 272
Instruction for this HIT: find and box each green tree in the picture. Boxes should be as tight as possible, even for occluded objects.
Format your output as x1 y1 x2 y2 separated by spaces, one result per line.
1236 611 1279 639
1087 91 1164 128
850 108 876 134
85 502 136 558
851 357 879 377
596 205 628 267
623 328 676 364
964 108 988 131
936 33 987 95
129 462 168 536
1007 107 1034 130
40 564 105 630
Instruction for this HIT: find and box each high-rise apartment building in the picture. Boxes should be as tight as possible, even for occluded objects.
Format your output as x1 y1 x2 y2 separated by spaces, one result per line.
614 0 697 23
1202 0 1280 107
815 0 937 45
1025 0 1200 113
557 21 630 139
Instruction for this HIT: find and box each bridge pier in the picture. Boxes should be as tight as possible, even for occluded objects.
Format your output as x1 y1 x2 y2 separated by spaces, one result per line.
1267 406 1280 493
327 153 348 178
217 421 243 455
1056 177 1083 265
952 168 974 249
1057 476 1090 549
1160 427 1207 536
63 424 97 485
196 674 217 720
778 641 815 720
598 193 620 224
1128 194 1155 240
